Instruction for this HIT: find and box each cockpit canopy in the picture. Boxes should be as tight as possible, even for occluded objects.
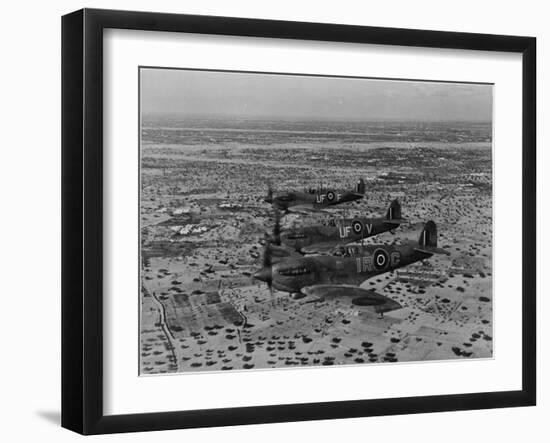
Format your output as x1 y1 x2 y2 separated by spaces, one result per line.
333 245 361 257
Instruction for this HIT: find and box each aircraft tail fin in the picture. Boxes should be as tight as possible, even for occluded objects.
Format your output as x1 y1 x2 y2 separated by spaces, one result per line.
386 199 403 221
418 220 438 247
355 178 365 195
415 221 450 255
264 184 273 203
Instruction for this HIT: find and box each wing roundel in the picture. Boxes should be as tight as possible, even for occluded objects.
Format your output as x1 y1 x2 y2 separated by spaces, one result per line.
351 219 364 235
373 248 390 270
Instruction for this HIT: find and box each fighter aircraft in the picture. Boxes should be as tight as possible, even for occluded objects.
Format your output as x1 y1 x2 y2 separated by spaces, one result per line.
264 178 365 212
270 199 407 254
254 220 450 317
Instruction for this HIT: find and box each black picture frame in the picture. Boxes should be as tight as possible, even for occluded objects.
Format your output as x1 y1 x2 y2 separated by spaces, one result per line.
61 8 536 435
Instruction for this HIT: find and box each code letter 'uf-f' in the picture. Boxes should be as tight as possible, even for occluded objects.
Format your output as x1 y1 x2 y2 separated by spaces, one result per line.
339 226 352 238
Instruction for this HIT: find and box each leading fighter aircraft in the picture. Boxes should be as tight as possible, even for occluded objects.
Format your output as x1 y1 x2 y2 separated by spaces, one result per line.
254 220 450 317
264 178 365 213
270 199 407 254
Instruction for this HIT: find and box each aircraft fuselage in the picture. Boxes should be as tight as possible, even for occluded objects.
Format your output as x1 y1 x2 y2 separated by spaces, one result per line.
265 242 430 294
271 189 363 211
281 218 399 251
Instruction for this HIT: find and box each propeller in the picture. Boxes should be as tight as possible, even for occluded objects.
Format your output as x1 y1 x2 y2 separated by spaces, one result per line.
260 207 282 247
254 209 282 306
272 208 281 246
260 242 275 305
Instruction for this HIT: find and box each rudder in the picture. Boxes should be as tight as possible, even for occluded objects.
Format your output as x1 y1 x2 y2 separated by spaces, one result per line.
418 220 437 247
355 178 365 195
386 199 402 220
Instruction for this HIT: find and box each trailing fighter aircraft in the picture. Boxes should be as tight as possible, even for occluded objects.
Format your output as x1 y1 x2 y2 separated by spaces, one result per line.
254 220 450 317
270 199 407 254
264 178 365 212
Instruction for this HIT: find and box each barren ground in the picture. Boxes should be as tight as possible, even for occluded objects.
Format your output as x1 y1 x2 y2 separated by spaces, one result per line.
139 119 493 374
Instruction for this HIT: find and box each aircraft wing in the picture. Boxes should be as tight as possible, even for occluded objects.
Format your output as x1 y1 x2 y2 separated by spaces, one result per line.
286 204 326 214
300 241 342 255
414 246 451 256
287 204 339 214
301 284 402 314
268 244 304 262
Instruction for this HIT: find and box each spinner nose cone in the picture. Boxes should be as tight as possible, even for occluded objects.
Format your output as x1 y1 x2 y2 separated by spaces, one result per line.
254 267 271 283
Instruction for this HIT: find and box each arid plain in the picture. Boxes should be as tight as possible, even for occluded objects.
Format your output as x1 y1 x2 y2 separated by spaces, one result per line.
139 118 493 374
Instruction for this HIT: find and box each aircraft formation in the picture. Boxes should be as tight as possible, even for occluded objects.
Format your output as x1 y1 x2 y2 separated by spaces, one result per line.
254 179 450 318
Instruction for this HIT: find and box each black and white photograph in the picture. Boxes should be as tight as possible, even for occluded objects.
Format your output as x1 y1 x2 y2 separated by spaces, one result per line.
0 0 543 438
0 0 545 439
139 68 494 375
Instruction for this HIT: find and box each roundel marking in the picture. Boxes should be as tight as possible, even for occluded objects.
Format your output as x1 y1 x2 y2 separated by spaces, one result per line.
373 248 390 271
326 190 335 202
352 220 364 235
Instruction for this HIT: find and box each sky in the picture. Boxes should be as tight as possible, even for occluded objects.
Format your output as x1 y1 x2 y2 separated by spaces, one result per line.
141 68 493 122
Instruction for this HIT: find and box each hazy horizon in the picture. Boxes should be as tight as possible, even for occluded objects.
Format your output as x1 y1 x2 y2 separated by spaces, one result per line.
141 68 493 122
142 111 492 124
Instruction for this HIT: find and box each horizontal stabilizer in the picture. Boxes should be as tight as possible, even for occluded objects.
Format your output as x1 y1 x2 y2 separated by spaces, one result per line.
414 246 451 256
383 218 408 225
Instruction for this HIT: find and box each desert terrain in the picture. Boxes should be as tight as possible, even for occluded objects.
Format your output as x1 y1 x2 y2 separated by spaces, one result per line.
139 117 493 374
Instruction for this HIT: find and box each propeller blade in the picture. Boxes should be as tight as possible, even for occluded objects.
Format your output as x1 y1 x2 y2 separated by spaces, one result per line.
262 243 271 268
265 182 274 203
273 209 281 246
255 246 275 306
254 208 283 306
